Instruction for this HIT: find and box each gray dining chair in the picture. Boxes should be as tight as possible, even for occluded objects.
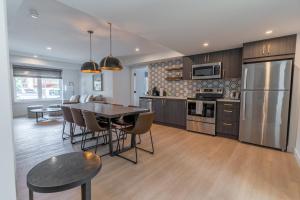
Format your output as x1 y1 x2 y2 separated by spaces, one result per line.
82 110 119 154
117 112 155 164
61 106 75 141
70 108 88 149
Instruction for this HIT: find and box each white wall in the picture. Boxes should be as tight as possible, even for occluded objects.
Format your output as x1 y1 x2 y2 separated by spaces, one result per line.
10 55 81 117
79 67 132 105
0 0 17 199
112 67 131 105
291 33 300 163
80 71 114 103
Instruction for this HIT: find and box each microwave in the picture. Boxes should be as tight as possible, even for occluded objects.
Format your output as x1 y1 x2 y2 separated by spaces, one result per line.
192 62 222 80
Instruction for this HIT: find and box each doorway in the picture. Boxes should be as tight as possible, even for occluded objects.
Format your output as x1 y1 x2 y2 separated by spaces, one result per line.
131 66 148 106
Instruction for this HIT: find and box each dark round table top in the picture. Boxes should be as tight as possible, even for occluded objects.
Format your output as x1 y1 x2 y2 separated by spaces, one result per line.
27 152 102 193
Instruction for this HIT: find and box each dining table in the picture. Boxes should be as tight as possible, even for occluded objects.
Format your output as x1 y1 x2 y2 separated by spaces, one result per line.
62 103 149 156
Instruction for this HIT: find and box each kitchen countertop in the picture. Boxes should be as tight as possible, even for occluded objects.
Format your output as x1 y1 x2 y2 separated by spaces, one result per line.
217 98 240 103
140 96 187 100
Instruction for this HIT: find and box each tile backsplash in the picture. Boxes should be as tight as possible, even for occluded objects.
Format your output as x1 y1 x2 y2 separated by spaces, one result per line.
148 58 241 98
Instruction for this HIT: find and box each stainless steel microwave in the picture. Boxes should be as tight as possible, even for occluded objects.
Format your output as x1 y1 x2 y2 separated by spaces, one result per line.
192 62 222 80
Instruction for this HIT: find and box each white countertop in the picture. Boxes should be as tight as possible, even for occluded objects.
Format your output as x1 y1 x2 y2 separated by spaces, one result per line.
140 96 187 100
217 98 240 102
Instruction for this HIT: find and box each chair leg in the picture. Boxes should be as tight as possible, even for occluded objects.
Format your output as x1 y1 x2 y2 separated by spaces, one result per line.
137 134 141 144
71 123 77 144
115 129 121 152
81 130 89 151
122 130 125 150
80 128 86 150
116 134 138 164
62 121 67 140
95 131 100 153
136 130 154 154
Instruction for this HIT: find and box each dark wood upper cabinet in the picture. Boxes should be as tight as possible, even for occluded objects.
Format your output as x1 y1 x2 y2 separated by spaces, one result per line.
243 34 297 60
222 48 242 79
183 48 243 80
182 56 193 80
208 51 223 63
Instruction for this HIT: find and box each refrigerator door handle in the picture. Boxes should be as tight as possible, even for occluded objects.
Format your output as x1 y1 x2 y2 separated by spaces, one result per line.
242 92 246 120
244 68 248 89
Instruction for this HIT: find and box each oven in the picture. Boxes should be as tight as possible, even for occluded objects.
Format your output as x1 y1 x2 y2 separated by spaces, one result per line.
192 62 222 80
186 100 216 135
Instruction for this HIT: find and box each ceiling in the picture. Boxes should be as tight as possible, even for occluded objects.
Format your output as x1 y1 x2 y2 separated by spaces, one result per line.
8 0 300 65
8 0 181 64
58 0 300 56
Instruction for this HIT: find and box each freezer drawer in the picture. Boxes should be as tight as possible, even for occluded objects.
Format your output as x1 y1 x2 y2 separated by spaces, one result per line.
239 91 290 150
242 60 292 90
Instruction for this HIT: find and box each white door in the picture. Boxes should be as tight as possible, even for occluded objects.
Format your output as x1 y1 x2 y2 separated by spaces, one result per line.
132 67 148 106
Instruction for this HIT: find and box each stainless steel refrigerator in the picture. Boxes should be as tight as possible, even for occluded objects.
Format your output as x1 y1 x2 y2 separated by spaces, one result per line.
239 60 293 151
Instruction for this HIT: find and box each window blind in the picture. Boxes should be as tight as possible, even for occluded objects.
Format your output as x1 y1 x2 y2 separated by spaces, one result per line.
13 65 62 79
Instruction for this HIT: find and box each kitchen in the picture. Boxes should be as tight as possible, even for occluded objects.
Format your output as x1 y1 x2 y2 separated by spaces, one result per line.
140 34 296 151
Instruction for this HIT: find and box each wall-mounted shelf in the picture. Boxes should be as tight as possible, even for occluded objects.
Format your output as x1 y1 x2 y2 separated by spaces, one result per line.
165 67 183 71
165 77 183 81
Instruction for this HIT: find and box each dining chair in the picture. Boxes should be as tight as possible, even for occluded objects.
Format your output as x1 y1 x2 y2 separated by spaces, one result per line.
82 110 119 155
117 112 155 164
70 108 88 149
61 106 75 141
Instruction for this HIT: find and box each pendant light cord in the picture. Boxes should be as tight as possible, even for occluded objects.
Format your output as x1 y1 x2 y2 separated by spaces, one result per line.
89 31 92 61
108 22 112 56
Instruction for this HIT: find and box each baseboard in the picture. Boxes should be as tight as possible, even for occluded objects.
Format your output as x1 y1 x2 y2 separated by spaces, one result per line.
294 148 300 166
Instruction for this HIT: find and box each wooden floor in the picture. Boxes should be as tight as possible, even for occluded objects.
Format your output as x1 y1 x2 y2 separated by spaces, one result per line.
14 117 300 200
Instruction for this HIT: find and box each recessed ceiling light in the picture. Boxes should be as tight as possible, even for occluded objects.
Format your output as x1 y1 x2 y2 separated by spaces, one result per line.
265 30 273 35
135 48 140 52
33 55 38 58
46 47 52 51
30 9 39 19
203 43 209 47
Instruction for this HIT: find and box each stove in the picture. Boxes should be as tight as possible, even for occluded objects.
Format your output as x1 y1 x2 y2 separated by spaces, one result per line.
186 88 223 135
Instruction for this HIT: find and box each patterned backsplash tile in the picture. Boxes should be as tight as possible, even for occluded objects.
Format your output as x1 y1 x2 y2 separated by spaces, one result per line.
148 58 241 98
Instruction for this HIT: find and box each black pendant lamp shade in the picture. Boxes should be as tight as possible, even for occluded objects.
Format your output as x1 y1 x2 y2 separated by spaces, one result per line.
81 30 101 73
100 23 123 71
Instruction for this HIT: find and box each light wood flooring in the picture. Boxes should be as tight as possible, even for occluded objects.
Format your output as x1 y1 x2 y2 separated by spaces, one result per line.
14 117 300 200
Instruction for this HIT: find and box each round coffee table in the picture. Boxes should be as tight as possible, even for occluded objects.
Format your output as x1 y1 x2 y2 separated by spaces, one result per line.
27 152 102 200
30 108 62 122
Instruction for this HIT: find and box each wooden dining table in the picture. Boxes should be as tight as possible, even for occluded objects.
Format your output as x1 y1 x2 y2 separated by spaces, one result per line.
62 103 149 156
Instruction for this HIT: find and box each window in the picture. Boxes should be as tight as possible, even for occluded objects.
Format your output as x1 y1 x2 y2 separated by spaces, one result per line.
15 77 39 100
13 65 62 101
41 78 61 99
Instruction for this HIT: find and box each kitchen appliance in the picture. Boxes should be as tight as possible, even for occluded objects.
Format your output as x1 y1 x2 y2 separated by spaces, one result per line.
239 60 293 151
192 62 222 80
139 98 152 112
187 88 223 135
230 90 240 100
152 87 159 96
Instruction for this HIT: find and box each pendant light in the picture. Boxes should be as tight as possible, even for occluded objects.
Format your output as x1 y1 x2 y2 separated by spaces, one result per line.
100 22 123 71
81 30 101 73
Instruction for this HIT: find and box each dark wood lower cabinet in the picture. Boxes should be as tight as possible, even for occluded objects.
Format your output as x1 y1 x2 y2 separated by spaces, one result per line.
216 101 240 139
152 98 186 128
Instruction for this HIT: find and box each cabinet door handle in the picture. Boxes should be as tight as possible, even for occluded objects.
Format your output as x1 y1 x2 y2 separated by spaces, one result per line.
204 55 207 63
267 44 271 54
224 104 233 106
207 54 210 62
223 123 232 126
222 70 225 78
262 45 265 55
224 110 233 113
